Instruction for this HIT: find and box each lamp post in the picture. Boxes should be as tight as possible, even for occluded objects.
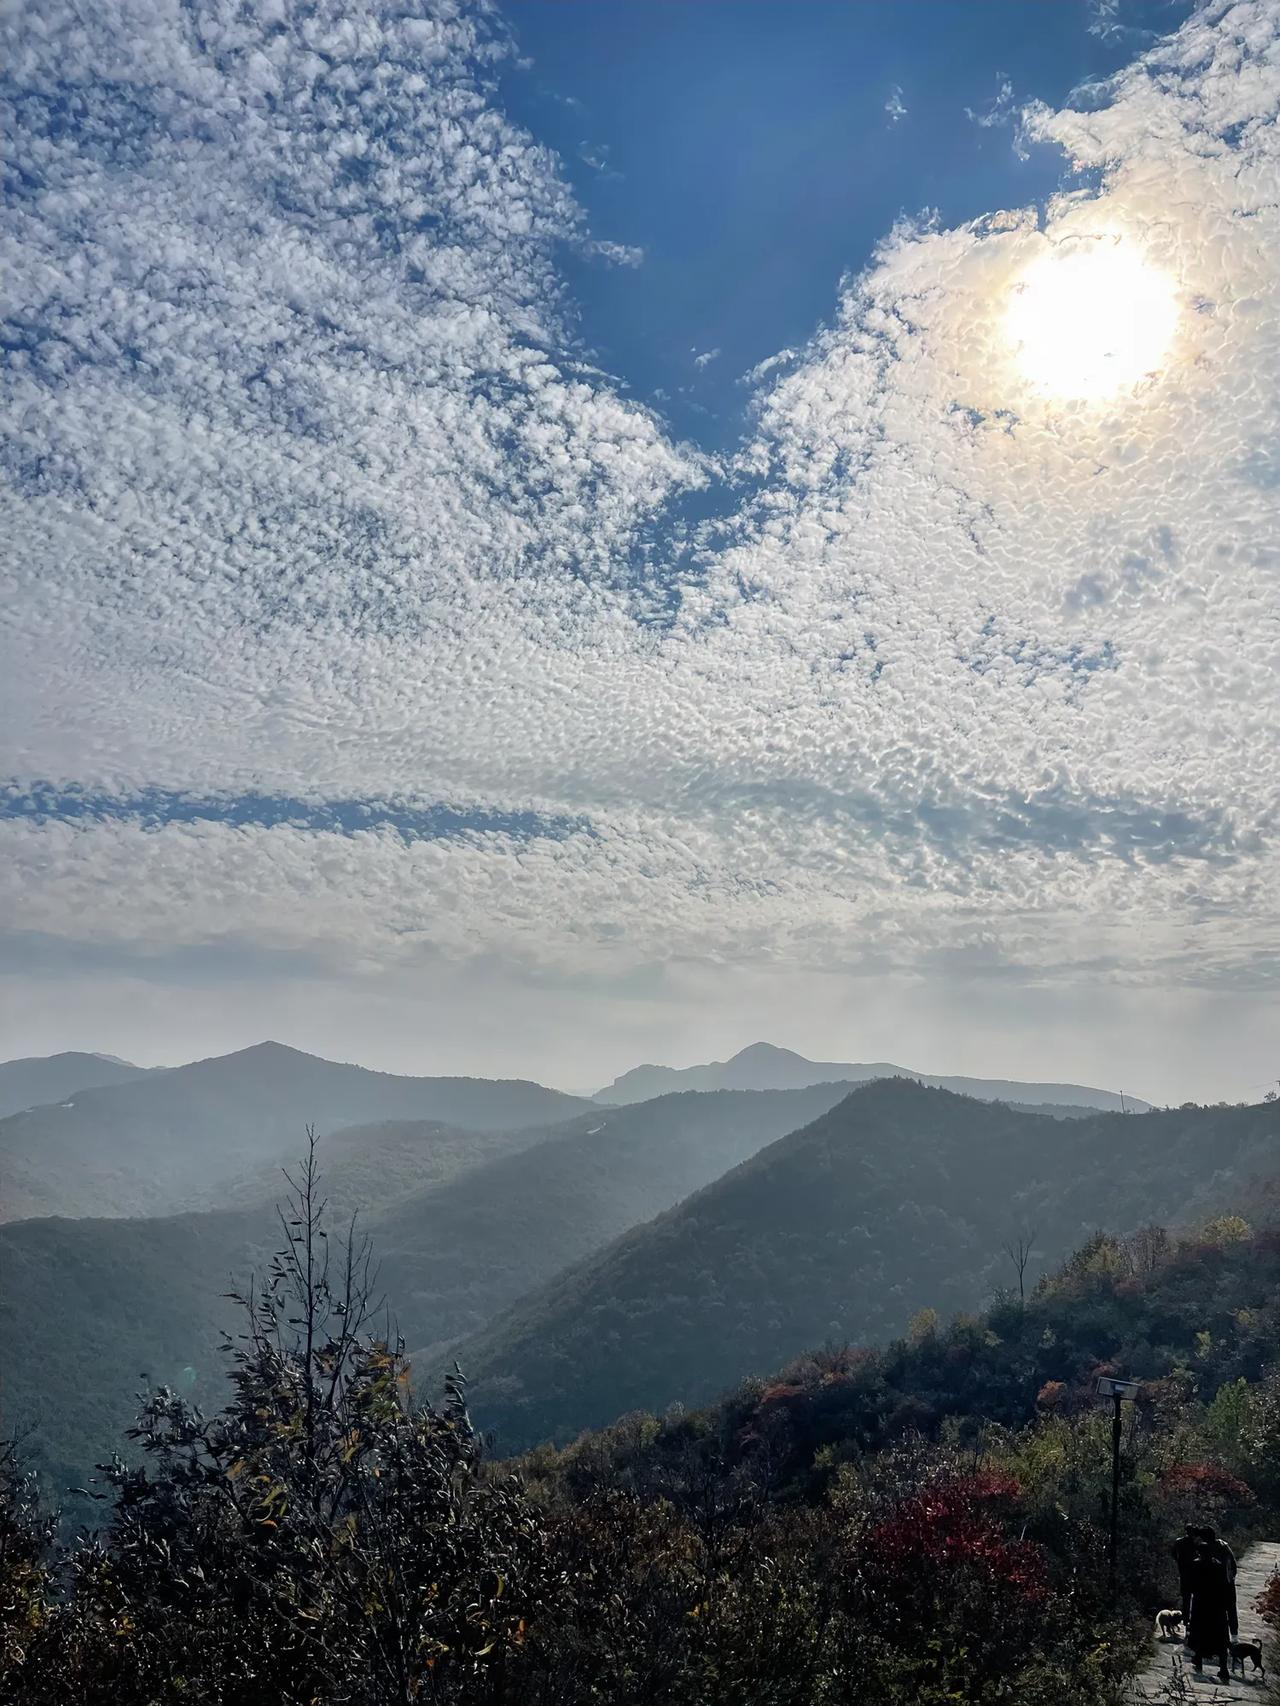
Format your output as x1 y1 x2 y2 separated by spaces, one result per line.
1095 1375 1141 1596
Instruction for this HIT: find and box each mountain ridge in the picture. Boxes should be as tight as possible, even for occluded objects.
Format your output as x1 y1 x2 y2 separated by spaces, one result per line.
438 1080 1275 1449
0 1051 152 1121
1 1082 859 1506
595 1040 1149 1111
0 1043 591 1221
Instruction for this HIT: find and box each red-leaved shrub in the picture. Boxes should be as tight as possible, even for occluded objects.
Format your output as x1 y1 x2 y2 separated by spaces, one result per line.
859 1471 1048 1634
1256 1570 1280 1630
1158 1462 1255 1509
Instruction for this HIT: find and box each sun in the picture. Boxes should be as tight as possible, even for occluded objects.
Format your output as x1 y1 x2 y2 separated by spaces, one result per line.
1005 237 1179 401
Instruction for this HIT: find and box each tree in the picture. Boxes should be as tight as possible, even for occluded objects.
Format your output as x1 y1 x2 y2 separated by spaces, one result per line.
1124 1223 1170 1277
22 1137 556 1706
853 1470 1050 1695
0 1440 54 1683
906 1308 939 1346
1200 1215 1251 1246
1002 1228 1040 1304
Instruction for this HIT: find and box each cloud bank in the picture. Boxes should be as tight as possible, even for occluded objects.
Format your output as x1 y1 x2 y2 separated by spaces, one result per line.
2 0 1278 1067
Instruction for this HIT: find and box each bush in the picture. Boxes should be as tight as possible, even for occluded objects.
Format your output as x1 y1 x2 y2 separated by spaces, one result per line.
7 1140 555 1706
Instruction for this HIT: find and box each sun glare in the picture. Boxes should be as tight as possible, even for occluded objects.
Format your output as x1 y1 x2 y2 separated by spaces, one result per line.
1005 238 1179 401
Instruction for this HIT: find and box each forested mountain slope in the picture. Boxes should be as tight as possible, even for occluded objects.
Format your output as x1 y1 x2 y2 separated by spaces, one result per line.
9 1183 1278 1706
526 1214 1280 1515
1 1204 273 1518
371 1082 860 1357
2 1111 546 1512
0 1051 149 1120
189 1116 541 1216
0 1040 589 1221
1 1084 852 1504
442 1081 1278 1449
597 1039 1147 1111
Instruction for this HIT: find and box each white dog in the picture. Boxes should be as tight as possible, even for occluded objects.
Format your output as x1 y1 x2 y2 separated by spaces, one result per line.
1155 1609 1185 1642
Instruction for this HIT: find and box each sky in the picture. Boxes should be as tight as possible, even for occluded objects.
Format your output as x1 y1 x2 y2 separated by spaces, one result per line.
1 0 1278 1103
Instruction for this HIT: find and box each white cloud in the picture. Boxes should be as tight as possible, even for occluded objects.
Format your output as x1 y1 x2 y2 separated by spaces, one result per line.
885 85 908 126
589 238 645 267
2 0 1279 1088
964 75 1030 154
693 347 721 369
966 77 1016 127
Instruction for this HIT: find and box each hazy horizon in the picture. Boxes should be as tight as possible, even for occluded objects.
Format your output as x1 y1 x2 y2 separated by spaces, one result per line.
2 1000 1272 1108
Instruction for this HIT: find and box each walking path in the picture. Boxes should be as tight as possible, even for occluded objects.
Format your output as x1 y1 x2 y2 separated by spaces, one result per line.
1130 1541 1280 1701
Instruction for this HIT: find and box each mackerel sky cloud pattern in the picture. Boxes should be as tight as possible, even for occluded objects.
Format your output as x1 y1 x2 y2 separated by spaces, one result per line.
1 0 1278 1078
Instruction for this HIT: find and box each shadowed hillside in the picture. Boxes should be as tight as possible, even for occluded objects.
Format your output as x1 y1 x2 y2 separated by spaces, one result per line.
371 1082 861 1356
439 1081 1279 1450
1 1083 853 1506
6 1176 1279 1705
189 1116 542 1217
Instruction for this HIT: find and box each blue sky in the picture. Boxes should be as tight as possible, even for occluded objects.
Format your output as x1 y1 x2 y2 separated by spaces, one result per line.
503 1 1192 449
0 0 1277 1100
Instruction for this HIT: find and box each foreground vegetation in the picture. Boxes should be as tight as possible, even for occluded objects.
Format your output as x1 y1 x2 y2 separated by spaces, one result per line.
3 1145 1279 1704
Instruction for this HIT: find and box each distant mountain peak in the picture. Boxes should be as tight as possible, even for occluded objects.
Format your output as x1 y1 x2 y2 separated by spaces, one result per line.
234 1039 312 1059
729 1041 806 1064
185 1040 331 1073
595 1044 1147 1114
0 1044 591 1222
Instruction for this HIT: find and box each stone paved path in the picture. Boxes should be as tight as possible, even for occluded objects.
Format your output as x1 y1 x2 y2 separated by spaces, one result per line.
1130 1542 1280 1702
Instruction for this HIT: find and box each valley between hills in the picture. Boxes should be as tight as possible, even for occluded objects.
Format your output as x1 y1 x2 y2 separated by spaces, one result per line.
1 1039 1270 1523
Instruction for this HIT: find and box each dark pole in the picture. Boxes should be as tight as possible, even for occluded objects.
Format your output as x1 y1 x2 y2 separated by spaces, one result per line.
1108 1391 1122 1596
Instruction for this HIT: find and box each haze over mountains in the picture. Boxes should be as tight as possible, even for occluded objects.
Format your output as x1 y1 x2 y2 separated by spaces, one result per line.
0 1051 150 1121
596 1041 1149 1112
0 1037 1144 1225
1 1081 860 1502
2 1033 1263 1530
369 1083 861 1356
439 1082 1279 1450
0 1041 589 1221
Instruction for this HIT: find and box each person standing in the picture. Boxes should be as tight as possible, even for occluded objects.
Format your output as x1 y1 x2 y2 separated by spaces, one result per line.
1201 1527 1239 1637
1170 1524 1199 1622
1186 1536 1233 1683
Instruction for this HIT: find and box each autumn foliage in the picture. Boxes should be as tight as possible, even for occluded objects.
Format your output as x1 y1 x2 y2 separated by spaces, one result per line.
3 1171 1279 1705
857 1471 1049 1682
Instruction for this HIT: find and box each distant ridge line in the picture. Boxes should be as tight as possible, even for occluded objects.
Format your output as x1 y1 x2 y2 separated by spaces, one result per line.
595 1041 1150 1113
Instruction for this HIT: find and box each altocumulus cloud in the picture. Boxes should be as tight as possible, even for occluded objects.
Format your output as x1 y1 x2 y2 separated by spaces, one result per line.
1 0 1278 1002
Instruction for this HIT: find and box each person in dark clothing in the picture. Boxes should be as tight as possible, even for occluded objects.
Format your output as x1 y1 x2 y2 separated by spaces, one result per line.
1186 1539 1233 1683
1201 1526 1239 1637
1171 1524 1200 1622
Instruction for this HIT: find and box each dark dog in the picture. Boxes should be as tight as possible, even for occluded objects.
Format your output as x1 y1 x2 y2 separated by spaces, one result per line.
1230 1638 1265 1677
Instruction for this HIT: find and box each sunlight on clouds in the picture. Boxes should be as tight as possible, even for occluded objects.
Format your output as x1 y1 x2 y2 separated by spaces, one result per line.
1004 236 1179 399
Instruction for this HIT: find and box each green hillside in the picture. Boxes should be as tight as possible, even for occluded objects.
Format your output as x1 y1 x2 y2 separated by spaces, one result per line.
5 1183 1278 1705
1 1085 851 1507
372 1083 860 1356
440 1081 1280 1450
527 1211 1280 1499
188 1115 540 1216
